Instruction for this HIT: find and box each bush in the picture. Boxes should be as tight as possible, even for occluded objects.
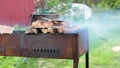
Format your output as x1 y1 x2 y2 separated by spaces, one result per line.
91 0 120 10
46 0 73 8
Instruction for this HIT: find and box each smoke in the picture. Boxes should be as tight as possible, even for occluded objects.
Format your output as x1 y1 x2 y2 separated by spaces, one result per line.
62 9 120 49
83 10 120 49
86 10 120 34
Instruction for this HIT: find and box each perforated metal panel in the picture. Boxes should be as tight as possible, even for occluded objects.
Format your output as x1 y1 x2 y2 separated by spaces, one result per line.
0 30 88 58
21 34 76 59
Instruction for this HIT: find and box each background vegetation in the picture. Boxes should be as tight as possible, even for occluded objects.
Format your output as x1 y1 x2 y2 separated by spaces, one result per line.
46 0 120 10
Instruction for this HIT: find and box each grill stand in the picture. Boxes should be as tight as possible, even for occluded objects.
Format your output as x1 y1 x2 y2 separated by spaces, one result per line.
86 36 89 68
86 49 89 68
73 35 79 68
73 51 89 68
73 33 89 68
73 57 79 68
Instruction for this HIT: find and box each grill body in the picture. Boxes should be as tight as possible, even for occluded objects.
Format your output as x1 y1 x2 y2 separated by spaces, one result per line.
0 29 88 68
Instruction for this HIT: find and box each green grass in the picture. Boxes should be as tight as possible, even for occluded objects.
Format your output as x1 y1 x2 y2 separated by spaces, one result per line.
89 40 120 68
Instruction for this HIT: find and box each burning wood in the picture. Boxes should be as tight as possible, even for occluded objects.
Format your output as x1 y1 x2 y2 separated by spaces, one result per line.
47 27 54 33
25 17 67 34
25 28 38 34
41 28 48 33
25 18 67 34
57 26 63 33
25 17 81 34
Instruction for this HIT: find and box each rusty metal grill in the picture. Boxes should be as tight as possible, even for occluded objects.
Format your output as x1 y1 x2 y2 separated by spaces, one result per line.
0 29 89 68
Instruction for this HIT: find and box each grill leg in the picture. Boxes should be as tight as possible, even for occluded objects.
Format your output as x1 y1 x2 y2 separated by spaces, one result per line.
86 51 89 68
73 57 79 68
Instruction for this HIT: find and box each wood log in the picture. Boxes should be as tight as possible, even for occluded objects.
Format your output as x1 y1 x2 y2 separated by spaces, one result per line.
25 28 38 34
25 19 69 34
57 27 63 33
31 20 43 28
48 27 54 33
41 28 48 33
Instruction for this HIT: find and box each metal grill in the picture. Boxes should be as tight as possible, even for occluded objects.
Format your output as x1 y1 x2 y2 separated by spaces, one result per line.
0 29 89 68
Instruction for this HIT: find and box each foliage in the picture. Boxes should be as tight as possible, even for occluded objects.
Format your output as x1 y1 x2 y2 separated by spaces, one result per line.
46 0 120 10
114 0 120 9
13 24 28 31
46 0 73 8
91 0 120 10
0 57 38 68
50 3 72 14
